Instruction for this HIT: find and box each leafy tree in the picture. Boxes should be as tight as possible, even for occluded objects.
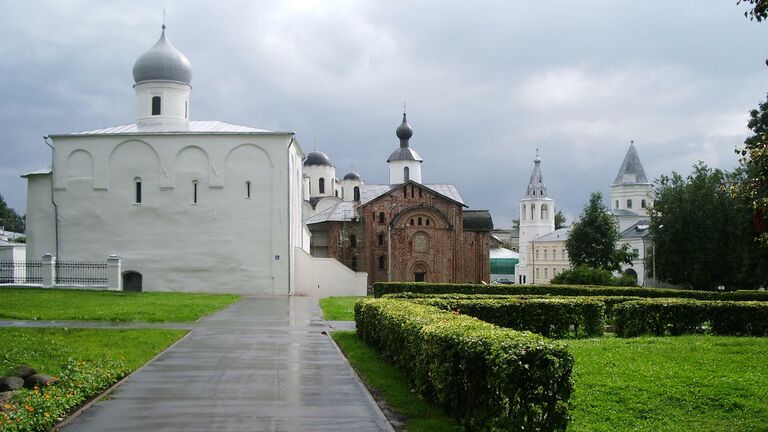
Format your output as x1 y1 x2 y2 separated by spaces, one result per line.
738 0 768 22
550 265 636 286
650 163 768 290
511 218 520 230
735 92 768 246
555 210 567 229
0 193 24 233
566 192 634 271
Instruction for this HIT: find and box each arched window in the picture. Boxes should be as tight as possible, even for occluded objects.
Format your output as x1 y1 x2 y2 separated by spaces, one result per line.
541 204 549 220
641 199 647 208
536 268 540 278
335 190 339 197
418 188 422 198
378 256 385 270
615 200 619 209
246 181 252 198
531 204 536 220
192 180 199 204
626 199 633 209
544 249 548 260
350 235 357 247
378 233 384 246
418 217 422 225
404 167 410 182
184 101 188 119
319 178 325 194
151 96 161 115
410 218 415 225
411 186 415 198
521 204 527 220
426 219 430 226
536 249 539 260
379 212 385 224
545 268 548 277
354 186 360 202
134 177 142 204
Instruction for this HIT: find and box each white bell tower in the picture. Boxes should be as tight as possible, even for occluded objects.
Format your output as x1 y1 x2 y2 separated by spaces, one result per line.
516 153 555 284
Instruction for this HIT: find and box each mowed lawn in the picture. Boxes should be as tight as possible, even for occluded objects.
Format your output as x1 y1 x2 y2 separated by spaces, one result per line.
567 336 768 432
0 287 240 322
0 327 187 376
319 296 364 321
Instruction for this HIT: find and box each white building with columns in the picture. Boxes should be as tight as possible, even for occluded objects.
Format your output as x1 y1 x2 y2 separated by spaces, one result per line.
23 25 366 296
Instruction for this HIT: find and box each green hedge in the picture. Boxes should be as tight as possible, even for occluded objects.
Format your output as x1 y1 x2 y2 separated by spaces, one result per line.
384 293 640 318
355 298 573 431
407 297 605 338
614 299 768 337
373 282 768 302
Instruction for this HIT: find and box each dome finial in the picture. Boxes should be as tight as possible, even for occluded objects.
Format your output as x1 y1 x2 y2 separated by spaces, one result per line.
396 108 413 147
534 148 541 164
162 7 166 29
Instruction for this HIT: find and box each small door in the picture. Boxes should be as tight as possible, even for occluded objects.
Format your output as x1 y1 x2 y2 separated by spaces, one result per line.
414 272 426 282
123 271 143 292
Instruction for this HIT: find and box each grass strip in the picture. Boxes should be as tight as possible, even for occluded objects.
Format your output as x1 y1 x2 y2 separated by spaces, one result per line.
0 287 239 322
567 335 768 431
319 296 364 321
332 331 460 432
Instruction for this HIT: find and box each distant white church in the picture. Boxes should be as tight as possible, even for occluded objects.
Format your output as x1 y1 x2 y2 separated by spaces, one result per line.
23 25 365 295
515 143 654 286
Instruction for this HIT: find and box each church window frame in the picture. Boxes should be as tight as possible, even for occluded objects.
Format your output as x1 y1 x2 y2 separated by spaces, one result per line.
627 199 633 209
134 177 142 204
426 218 430 226
410 218 415 226
151 96 161 116
404 166 410 182
641 199 647 208
418 188 422 198
245 181 252 199
192 180 199 204
418 217 423 225
379 212 386 224
319 178 325 194
521 204 527 220
544 249 547 260
541 204 549 220
531 204 536 220
378 255 385 271
353 186 360 202
536 249 539 260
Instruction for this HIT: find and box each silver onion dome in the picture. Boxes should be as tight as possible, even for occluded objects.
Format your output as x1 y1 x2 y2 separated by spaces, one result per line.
304 151 334 167
343 171 361 181
133 25 193 85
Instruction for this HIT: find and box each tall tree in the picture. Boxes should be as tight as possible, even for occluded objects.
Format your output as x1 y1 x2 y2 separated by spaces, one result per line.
555 210 567 229
738 0 768 21
566 192 633 271
0 193 25 233
650 163 768 290
735 92 768 246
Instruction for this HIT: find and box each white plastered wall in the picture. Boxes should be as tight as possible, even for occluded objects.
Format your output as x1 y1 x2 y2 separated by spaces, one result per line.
388 160 422 184
293 247 367 297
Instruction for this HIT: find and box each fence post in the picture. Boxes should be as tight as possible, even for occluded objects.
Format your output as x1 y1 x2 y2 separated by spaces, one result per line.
107 255 122 291
42 254 56 288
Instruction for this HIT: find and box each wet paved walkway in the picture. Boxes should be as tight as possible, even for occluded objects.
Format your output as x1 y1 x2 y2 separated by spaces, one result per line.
56 297 390 432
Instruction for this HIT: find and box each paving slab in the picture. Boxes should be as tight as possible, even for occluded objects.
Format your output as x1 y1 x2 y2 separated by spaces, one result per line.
59 297 392 432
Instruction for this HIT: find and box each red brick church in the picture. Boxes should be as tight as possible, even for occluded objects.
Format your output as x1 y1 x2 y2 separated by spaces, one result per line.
303 113 492 286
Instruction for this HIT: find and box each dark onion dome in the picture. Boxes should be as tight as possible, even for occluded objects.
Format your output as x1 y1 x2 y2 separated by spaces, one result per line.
304 151 334 167
133 25 193 85
343 171 361 181
388 111 423 162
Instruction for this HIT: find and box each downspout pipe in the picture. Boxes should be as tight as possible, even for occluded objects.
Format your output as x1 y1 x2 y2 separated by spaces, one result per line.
287 135 295 296
43 136 59 260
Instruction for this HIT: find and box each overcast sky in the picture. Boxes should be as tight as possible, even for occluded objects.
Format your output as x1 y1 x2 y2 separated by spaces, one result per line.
1 1 766 227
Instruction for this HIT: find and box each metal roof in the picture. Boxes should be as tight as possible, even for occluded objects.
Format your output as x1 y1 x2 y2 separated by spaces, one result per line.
305 201 357 224
613 143 650 185
612 208 640 217
463 210 493 231
620 220 651 239
525 156 548 198
387 147 423 162
53 121 285 137
304 151 334 167
133 25 193 85
533 227 571 242
21 166 52 177
490 247 519 259
359 183 465 206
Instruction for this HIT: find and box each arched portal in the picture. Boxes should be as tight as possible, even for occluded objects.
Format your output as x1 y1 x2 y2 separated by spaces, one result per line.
623 268 638 284
123 271 143 292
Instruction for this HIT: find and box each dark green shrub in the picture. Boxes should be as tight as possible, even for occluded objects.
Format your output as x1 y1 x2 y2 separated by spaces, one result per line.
409 297 605 338
550 266 637 286
614 299 768 337
373 282 768 302
355 298 573 431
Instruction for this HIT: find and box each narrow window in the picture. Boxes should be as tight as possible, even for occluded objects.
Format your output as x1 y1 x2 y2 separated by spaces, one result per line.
151 96 161 115
544 250 548 260
541 204 549 220
404 187 407 197
404 166 410 182
521 204 527 220
335 190 339 197
545 268 548 277
354 186 360 202
351 256 358 271
192 181 198 204
184 101 188 119
134 178 142 204
350 235 357 247
531 204 536 220
426 219 430 226
418 188 422 198
536 268 540 278
319 178 325 194
410 219 415 225
627 199 633 209
378 256 385 270
246 181 252 198
536 249 539 260
379 212 385 224
641 199 647 208
418 217 422 225
378 234 384 246
615 200 619 209
411 186 415 198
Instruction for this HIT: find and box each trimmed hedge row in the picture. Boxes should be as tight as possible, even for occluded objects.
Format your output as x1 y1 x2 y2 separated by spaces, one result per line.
355 298 573 431
406 297 605 338
373 282 768 302
384 292 640 318
614 299 768 337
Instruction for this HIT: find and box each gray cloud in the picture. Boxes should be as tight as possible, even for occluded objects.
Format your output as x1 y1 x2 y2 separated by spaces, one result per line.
0 0 764 229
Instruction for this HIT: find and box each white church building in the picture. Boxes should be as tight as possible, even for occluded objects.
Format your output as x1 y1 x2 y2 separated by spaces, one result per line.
22 25 366 296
